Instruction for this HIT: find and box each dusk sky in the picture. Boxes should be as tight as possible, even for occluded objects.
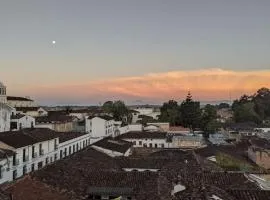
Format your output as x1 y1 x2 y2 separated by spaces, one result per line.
1 0 270 105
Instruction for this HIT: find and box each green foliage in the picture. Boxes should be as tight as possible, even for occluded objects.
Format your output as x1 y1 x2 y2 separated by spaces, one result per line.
102 101 114 113
216 153 253 171
180 92 201 131
102 100 129 122
201 104 221 136
233 102 261 124
232 88 270 125
159 100 181 125
137 115 157 125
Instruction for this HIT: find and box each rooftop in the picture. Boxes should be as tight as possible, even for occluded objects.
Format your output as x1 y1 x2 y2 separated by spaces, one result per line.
1 146 267 200
7 96 33 101
36 115 73 123
118 131 167 139
10 114 26 120
15 107 42 112
93 137 132 154
0 128 58 148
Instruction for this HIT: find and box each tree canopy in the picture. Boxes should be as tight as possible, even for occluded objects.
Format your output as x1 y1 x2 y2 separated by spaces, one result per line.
232 87 270 124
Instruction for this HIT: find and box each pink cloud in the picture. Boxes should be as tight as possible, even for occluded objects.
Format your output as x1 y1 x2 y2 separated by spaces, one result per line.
15 68 270 104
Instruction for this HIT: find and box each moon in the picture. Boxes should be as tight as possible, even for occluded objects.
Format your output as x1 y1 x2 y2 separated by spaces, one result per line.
52 41 56 44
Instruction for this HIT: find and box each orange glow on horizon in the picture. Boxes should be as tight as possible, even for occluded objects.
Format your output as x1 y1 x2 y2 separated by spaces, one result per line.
16 68 270 103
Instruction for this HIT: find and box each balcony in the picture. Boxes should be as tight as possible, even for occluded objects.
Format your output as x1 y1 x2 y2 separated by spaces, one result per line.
40 149 44 156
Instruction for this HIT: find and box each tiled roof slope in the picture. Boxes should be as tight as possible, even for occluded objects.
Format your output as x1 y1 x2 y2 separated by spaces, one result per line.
93 137 132 153
0 128 58 148
118 131 167 139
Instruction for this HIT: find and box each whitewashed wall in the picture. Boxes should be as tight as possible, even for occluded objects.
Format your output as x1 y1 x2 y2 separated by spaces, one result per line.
11 115 35 130
58 133 91 159
85 117 114 138
122 138 170 148
0 103 11 132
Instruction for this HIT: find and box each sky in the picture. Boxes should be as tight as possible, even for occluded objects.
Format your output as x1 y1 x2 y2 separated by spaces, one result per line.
1 0 270 105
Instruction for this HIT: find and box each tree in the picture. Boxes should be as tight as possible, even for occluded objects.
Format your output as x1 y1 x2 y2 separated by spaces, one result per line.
180 92 201 131
253 88 270 120
102 100 129 122
201 104 220 135
159 100 181 125
102 101 114 113
65 106 72 114
112 100 129 122
234 102 261 124
137 115 157 125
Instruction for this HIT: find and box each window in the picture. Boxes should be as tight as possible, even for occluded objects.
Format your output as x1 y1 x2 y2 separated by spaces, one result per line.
38 161 43 169
31 163 35 171
23 148 26 162
13 170 17 180
69 146 71 154
161 144 164 148
0 165 2 179
54 139 58 150
50 157 53 163
155 144 158 148
32 146 35 158
133 141 136 145
139 141 142 146
76 143 79 151
45 157 49 164
54 153 57 161
31 121 34 128
39 143 42 156
60 150 63 159
64 148 67 156
73 145 75 152
23 165 27 175
149 143 152 148
13 154 17 166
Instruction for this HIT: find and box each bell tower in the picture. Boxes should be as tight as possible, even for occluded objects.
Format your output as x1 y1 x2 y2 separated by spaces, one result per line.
0 81 7 104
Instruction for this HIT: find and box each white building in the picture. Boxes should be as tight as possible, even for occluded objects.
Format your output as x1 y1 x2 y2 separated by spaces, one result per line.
0 128 59 183
7 96 37 108
85 115 115 140
0 82 13 133
0 128 91 184
130 107 160 123
69 109 91 120
0 82 7 104
10 114 35 131
15 106 48 117
118 131 171 148
57 132 91 159
172 134 205 149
